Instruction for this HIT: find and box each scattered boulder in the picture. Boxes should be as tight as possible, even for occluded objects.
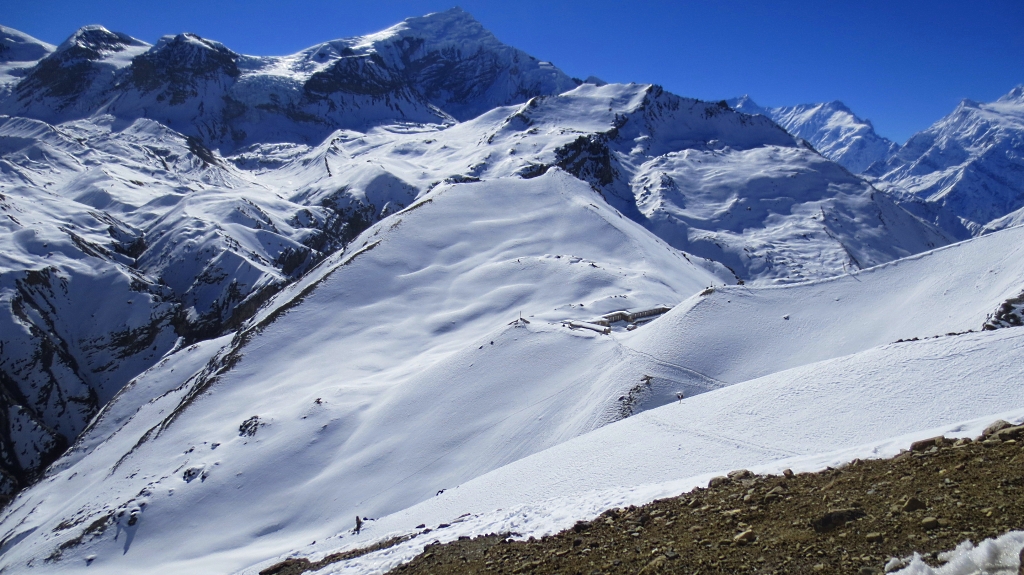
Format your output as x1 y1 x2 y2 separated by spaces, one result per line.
994 425 1024 442
708 476 730 488
910 436 945 452
982 420 1013 438
902 497 927 512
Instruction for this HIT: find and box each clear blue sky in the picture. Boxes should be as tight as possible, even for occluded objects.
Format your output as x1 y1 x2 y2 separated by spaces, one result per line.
6 0 1023 143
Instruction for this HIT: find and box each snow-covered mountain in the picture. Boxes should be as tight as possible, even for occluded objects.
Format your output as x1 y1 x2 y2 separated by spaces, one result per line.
867 86 1024 236
729 95 899 173
1 9 580 149
0 9 1021 575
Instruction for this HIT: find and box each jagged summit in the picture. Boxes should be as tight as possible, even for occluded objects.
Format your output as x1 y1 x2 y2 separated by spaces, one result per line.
367 7 493 46
127 33 241 103
332 7 577 120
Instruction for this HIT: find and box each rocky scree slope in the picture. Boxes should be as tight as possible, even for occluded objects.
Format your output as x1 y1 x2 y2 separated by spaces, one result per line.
382 428 1024 575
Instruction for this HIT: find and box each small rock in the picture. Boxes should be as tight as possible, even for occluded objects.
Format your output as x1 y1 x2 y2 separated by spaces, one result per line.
728 469 753 479
902 497 927 512
734 530 756 544
708 476 731 488
910 436 943 452
783 469 795 478
811 508 866 532
921 517 940 530
639 555 666 573
866 532 884 543
859 568 877 575
995 425 1024 441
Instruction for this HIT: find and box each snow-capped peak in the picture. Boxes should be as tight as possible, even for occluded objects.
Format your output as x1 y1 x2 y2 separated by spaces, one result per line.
0 25 54 63
152 32 234 55
869 85 1024 237
997 84 1024 104
729 96 897 173
365 7 493 47
54 25 146 57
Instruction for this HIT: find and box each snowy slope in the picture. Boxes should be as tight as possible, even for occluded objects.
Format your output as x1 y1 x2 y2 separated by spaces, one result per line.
868 86 1024 235
729 95 898 173
280 81 949 284
0 171 728 573
2 189 1022 575
231 225 1024 574
0 112 361 492
297 329 1024 575
0 11 1018 575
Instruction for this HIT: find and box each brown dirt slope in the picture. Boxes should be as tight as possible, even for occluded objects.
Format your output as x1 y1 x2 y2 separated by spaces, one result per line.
381 421 1024 575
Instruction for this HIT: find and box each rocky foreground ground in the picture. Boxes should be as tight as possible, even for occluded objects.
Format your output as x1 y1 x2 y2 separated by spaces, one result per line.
264 421 1024 575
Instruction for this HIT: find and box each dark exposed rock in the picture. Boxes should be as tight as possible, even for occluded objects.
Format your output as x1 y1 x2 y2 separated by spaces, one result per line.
810 508 866 533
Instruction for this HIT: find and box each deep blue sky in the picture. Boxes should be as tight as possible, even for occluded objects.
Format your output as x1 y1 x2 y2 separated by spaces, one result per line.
6 0 1022 143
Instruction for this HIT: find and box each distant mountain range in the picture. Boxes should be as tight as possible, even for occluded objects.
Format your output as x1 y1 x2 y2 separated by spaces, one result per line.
730 88 1024 240
0 9 1022 575
727 96 899 174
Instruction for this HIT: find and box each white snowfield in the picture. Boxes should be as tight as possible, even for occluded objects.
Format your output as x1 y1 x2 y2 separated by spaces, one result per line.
2 173 1024 574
